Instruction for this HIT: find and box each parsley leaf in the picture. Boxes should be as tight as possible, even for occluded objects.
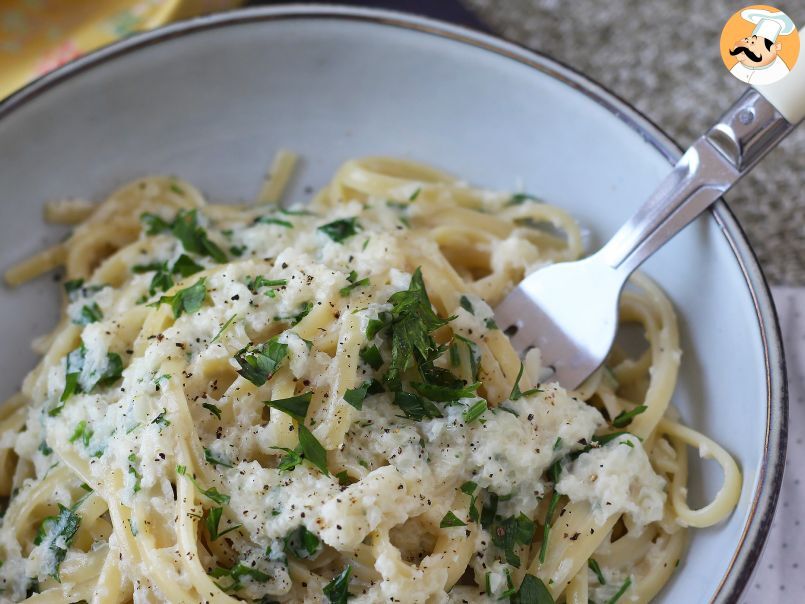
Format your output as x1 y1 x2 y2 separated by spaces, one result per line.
339 270 370 297
490 512 535 567
202 402 222 419
605 577 632 604
171 210 227 262
507 193 542 206
204 447 233 468
318 218 360 242
210 562 270 592
588 558 606 585
127 454 142 493
509 362 542 400
74 302 103 325
246 276 287 295
234 339 288 386
343 381 372 410
205 507 241 541
33 504 81 582
273 446 303 472
172 253 204 277
68 420 93 448
611 405 647 428
385 268 451 389
149 278 207 318
54 345 123 414
298 425 329 476
140 212 171 235
256 216 293 228
63 278 84 296
393 391 443 421
359 345 383 370
411 381 479 402
510 574 554 603
284 525 321 559
265 392 313 420
322 565 352 603
439 511 466 528
176 465 230 504
210 314 237 344
462 399 488 423
459 295 474 314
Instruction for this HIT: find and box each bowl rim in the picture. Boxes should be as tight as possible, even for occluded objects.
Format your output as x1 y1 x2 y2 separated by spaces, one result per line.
0 5 787 602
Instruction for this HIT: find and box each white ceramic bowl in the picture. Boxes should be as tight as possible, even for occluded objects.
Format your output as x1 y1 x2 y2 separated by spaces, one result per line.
0 6 786 602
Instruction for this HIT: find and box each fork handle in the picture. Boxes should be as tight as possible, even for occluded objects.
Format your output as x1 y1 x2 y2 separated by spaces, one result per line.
596 67 801 276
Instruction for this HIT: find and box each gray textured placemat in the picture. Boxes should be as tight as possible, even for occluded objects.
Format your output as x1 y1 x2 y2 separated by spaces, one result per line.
463 0 804 285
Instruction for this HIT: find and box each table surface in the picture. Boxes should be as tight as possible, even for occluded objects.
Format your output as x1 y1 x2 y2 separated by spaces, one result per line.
463 0 805 286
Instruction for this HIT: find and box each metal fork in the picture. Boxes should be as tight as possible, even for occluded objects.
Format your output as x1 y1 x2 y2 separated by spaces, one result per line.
494 66 805 390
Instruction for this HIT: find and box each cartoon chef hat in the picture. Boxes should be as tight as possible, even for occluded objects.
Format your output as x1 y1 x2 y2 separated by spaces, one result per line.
741 8 796 43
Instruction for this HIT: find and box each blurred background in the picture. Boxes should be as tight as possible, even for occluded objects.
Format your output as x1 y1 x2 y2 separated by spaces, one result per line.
1 0 802 285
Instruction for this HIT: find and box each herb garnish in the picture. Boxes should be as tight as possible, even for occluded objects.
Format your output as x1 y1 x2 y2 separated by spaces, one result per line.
393 391 443 421
538 461 562 564
384 268 451 389
204 447 233 468
210 563 270 592
204 507 241 541
605 577 632 604
611 405 647 428
509 362 542 400
148 278 207 318
255 216 293 228
170 210 227 262
33 503 81 582
343 381 373 410
339 270 370 297
265 393 329 475
322 565 352 603
318 218 360 242
359 345 383 370
510 574 554 603
176 465 231 504
588 558 606 585
439 511 467 528
234 339 288 386
74 302 103 325
54 344 124 414
462 399 488 423
284 525 321 559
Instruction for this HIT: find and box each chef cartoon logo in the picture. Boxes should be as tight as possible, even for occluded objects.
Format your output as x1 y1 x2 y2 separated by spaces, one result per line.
720 5 799 85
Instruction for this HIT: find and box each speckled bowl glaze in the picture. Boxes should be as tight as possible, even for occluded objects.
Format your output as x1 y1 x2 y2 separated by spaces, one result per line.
0 6 786 602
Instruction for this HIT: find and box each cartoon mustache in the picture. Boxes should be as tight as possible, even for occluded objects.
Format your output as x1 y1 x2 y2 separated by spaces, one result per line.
730 46 763 62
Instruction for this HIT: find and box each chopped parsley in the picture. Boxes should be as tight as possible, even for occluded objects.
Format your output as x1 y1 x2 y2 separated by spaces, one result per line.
318 217 360 242
202 402 223 419
588 558 606 585
176 465 230 504
284 525 321 559
152 409 171 427
343 381 373 410
204 447 233 468
611 405 647 428
322 565 352 603
393 391 443 421
490 512 535 567
273 446 303 472
462 399 488 423
126 454 142 493
68 421 92 448
170 209 227 262
140 212 171 235
265 392 313 420
539 461 562 564
211 314 237 343
411 380 479 402
210 562 270 592
63 278 85 296
54 344 124 414
234 339 288 386
246 276 287 296
265 393 329 475
509 362 542 400
507 192 542 206
605 577 632 604
439 511 467 528
73 301 103 326
359 345 383 370
509 574 554 603
384 267 451 389
172 253 204 277
255 216 293 228
33 503 81 582
205 507 242 541
339 270 370 297
459 295 474 314
148 278 207 318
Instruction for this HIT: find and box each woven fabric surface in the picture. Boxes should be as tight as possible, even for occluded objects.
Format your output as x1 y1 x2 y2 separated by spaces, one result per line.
463 0 805 285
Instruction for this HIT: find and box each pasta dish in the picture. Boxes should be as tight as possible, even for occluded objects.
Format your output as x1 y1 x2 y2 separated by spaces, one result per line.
0 156 741 603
